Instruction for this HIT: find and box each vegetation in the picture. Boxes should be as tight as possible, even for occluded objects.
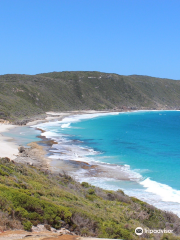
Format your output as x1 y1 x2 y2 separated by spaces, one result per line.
1 71 180 239
0 157 180 239
1 71 180 122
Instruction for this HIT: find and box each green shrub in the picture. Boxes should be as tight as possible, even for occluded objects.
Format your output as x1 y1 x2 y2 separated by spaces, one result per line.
88 188 95 195
0 169 9 176
23 220 32 231
81 182 90 188
0 158 179 239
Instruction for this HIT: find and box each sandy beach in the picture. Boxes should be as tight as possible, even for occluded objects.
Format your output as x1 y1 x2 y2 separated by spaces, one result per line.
0 124 19 160
1 110 180 219
0 110 131 179
0 111 90 161
26 110 111 126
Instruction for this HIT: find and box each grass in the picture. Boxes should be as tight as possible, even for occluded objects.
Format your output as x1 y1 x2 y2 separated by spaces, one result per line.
0 157 180 239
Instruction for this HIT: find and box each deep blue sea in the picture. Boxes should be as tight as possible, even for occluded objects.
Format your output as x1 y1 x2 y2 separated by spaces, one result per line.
5 111 180 216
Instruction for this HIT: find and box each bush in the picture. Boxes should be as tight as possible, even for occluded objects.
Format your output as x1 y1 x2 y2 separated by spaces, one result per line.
23 220 32 231
88 188 95 195
0 158 180 239
0 185 72 229
81 182 90 188
0 169 9 176
0 211 23 231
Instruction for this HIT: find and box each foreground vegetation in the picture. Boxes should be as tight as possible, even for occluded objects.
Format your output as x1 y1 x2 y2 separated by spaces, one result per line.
1 71 180 122
0 157 180 240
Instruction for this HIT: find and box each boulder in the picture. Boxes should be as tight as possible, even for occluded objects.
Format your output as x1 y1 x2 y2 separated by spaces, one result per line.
31 224 48 232
18 146 25 153
57 228 71 235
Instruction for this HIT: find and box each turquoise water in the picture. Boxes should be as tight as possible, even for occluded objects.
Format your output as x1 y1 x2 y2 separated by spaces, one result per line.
5 111 180 215
35 111 180 216
4 126 41 146
62 111 180 189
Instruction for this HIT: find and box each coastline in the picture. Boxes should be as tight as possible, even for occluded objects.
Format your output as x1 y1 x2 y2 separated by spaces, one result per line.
30 110 135 181
1 109 180 218
0 110 119 170
0 111 106 160
0 110 135 179
0 109 178 176
29 109 180 217
1 108 179 173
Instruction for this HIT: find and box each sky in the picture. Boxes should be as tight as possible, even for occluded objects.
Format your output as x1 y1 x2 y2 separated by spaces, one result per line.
0 0 180 79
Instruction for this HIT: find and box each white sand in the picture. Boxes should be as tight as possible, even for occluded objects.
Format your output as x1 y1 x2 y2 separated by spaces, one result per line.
0 110 112 161
26 110 110 126
0 124 19 160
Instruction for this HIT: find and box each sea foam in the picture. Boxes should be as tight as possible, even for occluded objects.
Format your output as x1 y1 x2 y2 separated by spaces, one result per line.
140 177 180 204
32 111 180 217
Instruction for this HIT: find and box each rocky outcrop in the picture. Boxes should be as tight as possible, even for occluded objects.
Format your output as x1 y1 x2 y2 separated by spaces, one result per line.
32 224 75 235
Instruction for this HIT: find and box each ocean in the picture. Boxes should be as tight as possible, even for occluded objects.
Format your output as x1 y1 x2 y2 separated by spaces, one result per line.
5 111 180 216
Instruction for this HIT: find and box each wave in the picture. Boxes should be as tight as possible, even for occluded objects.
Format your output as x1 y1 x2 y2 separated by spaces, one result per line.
59 112 120 126
33 112 121 139
70 172 180 217
48 136 143 182
140 177 180 204
34 112 120 136
61 123 71 128
32 111 180 217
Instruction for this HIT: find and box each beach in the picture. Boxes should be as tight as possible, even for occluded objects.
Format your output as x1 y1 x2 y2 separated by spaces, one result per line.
0 124 19 160
0 110 135 181
0 111 93 160
0 110 125 171
1 110 180 218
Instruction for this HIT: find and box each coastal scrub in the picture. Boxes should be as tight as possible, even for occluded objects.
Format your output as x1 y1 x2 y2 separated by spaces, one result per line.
0 157 179 240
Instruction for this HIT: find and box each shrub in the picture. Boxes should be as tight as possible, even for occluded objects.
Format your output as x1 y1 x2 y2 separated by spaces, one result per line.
0 169 9 176
23 220 32 231
0 158 180 239
81 182 90 188
0 211 23 231
88 188 95 195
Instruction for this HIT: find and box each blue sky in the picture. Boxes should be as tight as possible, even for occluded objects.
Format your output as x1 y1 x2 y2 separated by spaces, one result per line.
1 0 180 79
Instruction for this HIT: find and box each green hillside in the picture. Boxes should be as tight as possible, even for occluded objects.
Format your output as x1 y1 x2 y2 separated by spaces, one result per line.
1 71 180 122
0 157 179 240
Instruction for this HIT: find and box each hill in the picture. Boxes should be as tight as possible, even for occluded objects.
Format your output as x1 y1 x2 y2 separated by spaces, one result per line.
0 157 179 240
1 71 180 122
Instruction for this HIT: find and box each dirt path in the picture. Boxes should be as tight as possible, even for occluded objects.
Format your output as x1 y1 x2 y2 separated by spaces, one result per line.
0 231 121 240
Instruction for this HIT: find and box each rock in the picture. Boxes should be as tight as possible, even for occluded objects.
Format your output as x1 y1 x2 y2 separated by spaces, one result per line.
57 228 71 235
18 146 25 153
44 224 51 231
50 227 57 232
31 224 48 232
3 157 11 162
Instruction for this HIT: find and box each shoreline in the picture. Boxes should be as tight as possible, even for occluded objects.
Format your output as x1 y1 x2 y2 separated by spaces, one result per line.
1 109 180 217
0 110 120 170
30 109 180 217
30 110 138 181
0 109 141 177
0 108 179 173
1 108 179 167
